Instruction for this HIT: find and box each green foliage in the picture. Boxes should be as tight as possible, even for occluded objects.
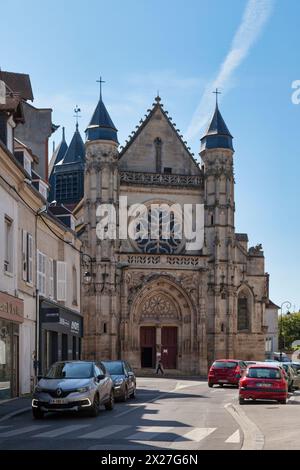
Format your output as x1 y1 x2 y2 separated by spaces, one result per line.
279 312 300 349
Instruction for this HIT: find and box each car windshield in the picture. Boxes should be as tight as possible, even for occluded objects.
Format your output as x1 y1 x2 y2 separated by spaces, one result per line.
102 361 124 375
46 362 93 379
247 368 281 379
212 361 237 368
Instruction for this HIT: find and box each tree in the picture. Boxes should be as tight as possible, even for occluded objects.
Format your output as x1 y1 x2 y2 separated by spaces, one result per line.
279 312 300 349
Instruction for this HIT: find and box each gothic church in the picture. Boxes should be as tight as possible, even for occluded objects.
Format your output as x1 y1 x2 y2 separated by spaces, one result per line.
54 91 269 374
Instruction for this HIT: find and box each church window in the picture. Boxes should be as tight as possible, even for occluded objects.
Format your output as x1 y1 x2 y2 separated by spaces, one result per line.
163 167 172 174
154 137 162 173
237 295 250 331
210 214 214 225
136 207 181 254
103 323 107 334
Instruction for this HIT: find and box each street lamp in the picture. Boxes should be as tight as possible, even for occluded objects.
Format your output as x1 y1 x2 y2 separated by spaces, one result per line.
279 301 292 360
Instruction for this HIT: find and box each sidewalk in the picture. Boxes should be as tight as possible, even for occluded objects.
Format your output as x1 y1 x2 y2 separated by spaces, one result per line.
0 397 31 422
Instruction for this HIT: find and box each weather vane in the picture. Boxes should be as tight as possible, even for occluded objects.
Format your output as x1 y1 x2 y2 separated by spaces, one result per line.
73 105 81 129
96 76 106 100
213 88 221 105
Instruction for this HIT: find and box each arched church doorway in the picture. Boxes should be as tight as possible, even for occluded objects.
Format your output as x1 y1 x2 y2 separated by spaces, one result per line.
161 326 177 369
140 326 156 368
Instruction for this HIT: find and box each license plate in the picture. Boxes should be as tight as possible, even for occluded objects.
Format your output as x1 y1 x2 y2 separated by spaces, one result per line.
257 383 271 388
219 379 228 383
50 399 66 404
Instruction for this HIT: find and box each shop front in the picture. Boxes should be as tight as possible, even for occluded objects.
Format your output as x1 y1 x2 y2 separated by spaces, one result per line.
39 299 83 374
0 291 24 401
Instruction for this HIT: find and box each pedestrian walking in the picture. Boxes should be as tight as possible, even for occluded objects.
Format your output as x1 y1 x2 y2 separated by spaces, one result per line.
156 358 164 375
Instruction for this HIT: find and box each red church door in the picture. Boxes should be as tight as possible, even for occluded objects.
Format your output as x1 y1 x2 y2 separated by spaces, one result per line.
161 327 177 369
140 326 156 368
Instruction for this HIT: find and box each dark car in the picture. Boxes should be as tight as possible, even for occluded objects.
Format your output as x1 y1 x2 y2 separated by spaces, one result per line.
32 361 114 419
102 360 136 401
208 359 247 387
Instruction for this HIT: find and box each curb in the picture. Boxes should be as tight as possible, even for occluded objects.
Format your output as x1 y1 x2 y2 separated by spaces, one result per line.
0 406 31 423
224 402 265 450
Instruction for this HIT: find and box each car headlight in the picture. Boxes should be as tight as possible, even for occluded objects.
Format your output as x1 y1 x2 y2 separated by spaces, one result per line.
77 386 91 393
114 378 124 386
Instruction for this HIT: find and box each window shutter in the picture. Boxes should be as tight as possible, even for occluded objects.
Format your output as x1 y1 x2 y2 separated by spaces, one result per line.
48 258 54 299
22 230 27 281
27 234 33 283
56 261 66 301
37 250 46 296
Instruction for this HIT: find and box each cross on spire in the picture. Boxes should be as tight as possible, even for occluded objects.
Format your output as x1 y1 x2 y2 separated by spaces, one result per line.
96 76 106 100
213 87 221 106
73 105 81 129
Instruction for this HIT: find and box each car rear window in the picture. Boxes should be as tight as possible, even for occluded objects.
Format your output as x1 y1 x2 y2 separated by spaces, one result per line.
247 368 281 379
212 361 238 368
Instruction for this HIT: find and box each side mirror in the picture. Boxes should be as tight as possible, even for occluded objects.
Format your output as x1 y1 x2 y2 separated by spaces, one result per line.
297 370 300 375
128 371 134 377
97 374 105 381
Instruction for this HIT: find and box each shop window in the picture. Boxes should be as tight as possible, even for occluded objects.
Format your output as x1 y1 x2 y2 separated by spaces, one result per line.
62 334 68 361
72 337 77 360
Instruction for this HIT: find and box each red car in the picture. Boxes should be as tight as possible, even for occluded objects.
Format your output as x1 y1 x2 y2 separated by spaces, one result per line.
239 364 288 404
208 359 247 387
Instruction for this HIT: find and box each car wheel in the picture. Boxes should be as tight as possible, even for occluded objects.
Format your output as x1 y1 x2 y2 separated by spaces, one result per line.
90 393 100 417
105 391 115 411
121 386 128 402
130 386 136 399
208 383 213 388
239 397 245 405
32 408 44 419
279 399 287 405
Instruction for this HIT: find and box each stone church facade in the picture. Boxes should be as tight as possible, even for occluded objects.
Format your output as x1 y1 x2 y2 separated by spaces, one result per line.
75 93 268 375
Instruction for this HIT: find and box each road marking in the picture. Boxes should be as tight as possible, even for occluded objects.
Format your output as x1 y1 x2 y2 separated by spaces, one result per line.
114 392 167 418
128 426 173 441
33 424 90 438
0 425 49 437
175 382 204 391
225 429 240 443
225 402 264 450
81 425 129 439
169 427 216 448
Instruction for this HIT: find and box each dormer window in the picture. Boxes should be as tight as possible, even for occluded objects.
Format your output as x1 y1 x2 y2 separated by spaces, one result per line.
23 153 32 176
6 116 15 152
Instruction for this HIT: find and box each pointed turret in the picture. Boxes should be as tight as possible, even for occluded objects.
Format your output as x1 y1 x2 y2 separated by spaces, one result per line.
85 96 118 143
200 103 233 152
49 127 68 175
62 124 85 164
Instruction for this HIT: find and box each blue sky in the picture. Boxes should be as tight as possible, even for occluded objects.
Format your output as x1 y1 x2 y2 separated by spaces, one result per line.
1 0 299 309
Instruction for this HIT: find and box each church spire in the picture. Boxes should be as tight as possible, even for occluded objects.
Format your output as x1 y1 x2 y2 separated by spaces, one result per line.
85 78 118 144
200 101 233 152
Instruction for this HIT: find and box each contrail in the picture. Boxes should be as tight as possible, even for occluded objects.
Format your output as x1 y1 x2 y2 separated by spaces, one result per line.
186 0 274 140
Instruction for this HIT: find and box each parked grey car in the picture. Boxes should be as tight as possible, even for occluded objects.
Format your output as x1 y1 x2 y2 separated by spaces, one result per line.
102 360 136 401
32 361 114 419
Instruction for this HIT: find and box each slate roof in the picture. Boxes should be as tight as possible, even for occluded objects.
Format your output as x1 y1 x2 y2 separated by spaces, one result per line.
61 125 85 164
49 127 68 175
86 97 118 143
201 103 234 151
0 71 33 101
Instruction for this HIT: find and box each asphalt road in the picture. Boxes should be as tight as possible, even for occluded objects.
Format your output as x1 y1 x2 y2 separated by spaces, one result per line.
0 378 242 450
